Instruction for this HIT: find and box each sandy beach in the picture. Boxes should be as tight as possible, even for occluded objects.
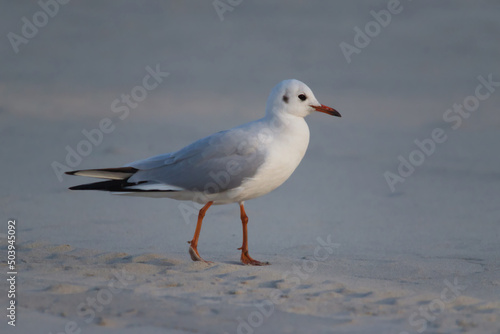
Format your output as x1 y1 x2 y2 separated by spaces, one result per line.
1 1 500 333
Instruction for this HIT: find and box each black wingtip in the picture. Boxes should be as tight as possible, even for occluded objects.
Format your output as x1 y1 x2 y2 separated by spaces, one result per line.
68 183 102 191
68 179 151 192
68 179 128 191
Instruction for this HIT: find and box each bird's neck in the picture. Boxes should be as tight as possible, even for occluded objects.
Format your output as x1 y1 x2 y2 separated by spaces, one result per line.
261 112 310 145
264 110 307 129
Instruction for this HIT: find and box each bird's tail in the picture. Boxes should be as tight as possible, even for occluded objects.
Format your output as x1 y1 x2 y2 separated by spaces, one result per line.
65 167 139 191
65 167 138 180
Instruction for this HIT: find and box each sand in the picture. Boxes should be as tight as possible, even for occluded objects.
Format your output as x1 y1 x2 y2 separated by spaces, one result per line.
3 240 499 334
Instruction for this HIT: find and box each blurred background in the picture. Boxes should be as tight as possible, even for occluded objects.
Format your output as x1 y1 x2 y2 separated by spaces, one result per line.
1 1 499 297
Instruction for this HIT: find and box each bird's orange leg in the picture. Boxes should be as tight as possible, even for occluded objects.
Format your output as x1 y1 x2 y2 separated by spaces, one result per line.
188 201 213 263
238 202 270 266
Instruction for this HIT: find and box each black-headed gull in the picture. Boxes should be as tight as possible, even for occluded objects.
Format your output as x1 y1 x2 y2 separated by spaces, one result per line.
66 79 341 265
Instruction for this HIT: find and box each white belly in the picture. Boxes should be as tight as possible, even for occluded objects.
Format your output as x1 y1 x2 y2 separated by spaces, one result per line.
227 117 310 203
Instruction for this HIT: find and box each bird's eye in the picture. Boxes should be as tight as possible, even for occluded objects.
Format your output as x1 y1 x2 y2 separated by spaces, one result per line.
298 94 307 101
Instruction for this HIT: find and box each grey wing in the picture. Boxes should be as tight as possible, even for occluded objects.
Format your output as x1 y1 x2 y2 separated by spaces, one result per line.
127 128 267 193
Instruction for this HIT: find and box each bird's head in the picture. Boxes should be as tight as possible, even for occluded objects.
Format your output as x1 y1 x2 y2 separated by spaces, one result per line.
266 79 341 118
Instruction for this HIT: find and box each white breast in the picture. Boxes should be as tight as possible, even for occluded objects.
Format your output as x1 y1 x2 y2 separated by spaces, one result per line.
228 115 310 203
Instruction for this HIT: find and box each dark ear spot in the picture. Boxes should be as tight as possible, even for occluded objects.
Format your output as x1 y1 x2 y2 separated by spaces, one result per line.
282 95 289 103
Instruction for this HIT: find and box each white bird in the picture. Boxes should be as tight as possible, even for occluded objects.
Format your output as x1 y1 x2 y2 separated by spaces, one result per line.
66 79 341 265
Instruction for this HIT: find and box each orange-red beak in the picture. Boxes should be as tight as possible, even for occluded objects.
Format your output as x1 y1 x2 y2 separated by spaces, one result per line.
311 104 341 117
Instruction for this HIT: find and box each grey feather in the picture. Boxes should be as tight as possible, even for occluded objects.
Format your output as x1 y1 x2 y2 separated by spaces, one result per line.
127 125 268 193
